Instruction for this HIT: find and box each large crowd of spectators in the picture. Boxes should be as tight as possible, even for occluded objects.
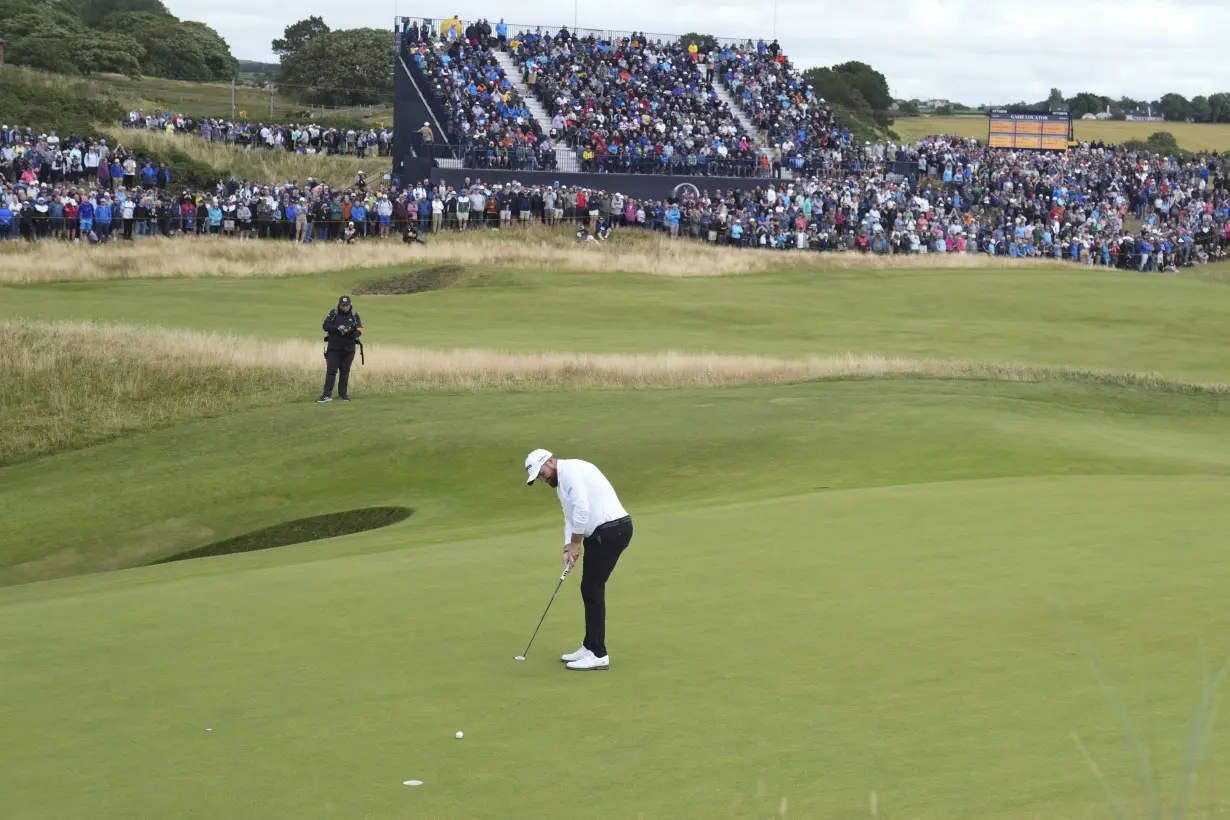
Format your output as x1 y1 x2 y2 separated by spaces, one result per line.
401 18 558 171
122 110 392 158
392 18 896 180
4 17 1229 271
716 38 847 178
505 28 767 177
3 120 1226 270
112 26 840 180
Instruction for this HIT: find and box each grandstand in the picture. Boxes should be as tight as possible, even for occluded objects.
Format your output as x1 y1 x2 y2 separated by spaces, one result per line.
390 16 887 193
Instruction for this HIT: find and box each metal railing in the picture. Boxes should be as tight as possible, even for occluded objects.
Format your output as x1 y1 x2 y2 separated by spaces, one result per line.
408 136 759 176
406 134 919 181
408 137 565 172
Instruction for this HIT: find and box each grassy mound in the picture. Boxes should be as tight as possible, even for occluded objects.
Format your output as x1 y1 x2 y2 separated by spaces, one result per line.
153 507 413 563
0 321 306 466
101 127 392 190
0 66 389 189
0 66 225 186
0 227 1064 285
9 258 1230 466
10 261 1230 381
89 72 389 127
10 317 1230 468
0 65 132 136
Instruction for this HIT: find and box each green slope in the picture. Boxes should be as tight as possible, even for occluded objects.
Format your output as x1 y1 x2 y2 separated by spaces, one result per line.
6 379 1230 586
7 266 1230 381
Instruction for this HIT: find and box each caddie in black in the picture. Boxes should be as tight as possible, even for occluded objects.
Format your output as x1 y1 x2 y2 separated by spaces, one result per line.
317 295 363 403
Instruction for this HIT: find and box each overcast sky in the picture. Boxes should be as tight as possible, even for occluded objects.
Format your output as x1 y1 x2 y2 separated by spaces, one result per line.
165 0 1230 105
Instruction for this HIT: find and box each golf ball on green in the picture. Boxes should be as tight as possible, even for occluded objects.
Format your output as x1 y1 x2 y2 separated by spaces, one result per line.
455 731 463 739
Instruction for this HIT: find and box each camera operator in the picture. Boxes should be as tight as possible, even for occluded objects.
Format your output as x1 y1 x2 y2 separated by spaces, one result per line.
404 222 426 245
317 295 363 403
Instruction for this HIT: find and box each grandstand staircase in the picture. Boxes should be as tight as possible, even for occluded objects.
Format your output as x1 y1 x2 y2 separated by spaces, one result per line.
713 82 791 180
490 48 581 173
394 45 464 169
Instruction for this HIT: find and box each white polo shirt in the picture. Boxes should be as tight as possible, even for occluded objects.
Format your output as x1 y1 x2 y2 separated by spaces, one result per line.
556 459 629 545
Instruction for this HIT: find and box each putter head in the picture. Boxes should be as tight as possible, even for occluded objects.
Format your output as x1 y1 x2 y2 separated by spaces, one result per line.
513 655 526 661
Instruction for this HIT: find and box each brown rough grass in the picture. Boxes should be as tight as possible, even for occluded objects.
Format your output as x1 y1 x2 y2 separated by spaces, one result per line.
5 319 1227 466
0 228 1058 285
16 319 1230 394
101 127 391 190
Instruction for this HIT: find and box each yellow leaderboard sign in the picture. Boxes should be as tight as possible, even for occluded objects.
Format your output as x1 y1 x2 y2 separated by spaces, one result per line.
987 109 1071 151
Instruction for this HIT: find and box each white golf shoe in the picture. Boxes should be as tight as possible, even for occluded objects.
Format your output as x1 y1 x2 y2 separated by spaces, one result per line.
566 653 609 671
561 646 592 663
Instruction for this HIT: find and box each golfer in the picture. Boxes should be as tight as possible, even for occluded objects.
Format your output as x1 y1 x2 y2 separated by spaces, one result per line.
316 295 362 403
525 449 633 671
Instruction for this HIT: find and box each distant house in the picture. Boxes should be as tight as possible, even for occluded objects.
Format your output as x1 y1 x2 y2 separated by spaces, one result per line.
1125 105 1164 122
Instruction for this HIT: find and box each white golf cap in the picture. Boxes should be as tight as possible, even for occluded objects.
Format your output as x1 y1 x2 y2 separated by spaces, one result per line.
524 449 552 485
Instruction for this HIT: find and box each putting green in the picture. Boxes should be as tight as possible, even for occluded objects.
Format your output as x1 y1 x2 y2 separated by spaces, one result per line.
3 473 1230 819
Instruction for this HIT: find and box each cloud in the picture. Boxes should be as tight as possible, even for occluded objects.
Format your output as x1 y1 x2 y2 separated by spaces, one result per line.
164 0 1230 103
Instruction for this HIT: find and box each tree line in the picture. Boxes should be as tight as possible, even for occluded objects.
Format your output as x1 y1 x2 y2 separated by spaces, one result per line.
272 17 392 108
988 88 1230 124
1061 89 1230 123
0 0 236 81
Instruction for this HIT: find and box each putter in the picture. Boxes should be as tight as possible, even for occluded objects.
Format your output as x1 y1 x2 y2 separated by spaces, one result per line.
514 566 571 661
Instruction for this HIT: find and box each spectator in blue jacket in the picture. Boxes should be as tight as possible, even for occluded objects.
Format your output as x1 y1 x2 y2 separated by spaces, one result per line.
78 197 95 238
95 197 113 239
